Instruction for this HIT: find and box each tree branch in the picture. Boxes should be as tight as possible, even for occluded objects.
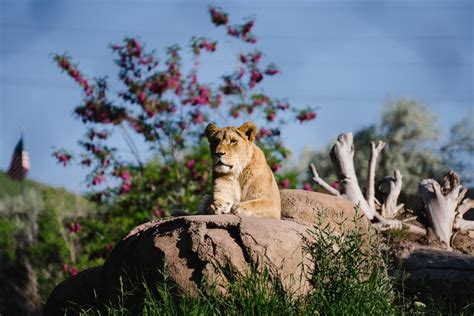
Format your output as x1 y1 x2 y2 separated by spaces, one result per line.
419 171 468 249
367 140 385 212
309 163 340 196
329 133 376 220
454 198 474 232
380 170 404 219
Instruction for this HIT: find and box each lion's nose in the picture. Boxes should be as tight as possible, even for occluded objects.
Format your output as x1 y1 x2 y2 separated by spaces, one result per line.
215 151 226 157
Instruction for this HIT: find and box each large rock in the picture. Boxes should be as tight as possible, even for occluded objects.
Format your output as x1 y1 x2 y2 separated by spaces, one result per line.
401 248 474 310
281 189 370 232
44 190 367 315
45 214 314 315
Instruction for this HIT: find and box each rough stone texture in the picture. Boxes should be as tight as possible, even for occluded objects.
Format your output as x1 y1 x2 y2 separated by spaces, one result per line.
401 248 474 309
43 266 103 315
45 214 314 315
281 189 370 232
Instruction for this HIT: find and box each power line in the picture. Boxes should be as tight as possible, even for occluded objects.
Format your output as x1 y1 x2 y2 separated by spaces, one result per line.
2 23 472 41
2 48 472 66
2 0 473 9
1 77 472 104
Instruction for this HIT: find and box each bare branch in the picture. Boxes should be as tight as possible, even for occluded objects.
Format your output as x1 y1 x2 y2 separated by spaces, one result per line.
454 198 474 232
454 219 474 231
309 164 340 196
419 171 467 249
367 140 385 211
329 133 376 220
380 170 404 218
373 215 426 236
457 198 474 217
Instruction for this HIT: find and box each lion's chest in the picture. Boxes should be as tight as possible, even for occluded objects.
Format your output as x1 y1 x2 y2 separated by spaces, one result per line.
213 177 241 203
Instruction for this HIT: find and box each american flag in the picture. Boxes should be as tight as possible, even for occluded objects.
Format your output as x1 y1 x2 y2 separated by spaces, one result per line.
7 137 30 181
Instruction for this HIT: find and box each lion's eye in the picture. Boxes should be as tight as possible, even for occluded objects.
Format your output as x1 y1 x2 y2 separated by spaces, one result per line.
230 139 238 145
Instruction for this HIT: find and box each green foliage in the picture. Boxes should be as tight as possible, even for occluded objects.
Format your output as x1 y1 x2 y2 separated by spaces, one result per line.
0 171 45 198
0 184 97 302
28 189 73 300
0 217 17 264
304 211 397 314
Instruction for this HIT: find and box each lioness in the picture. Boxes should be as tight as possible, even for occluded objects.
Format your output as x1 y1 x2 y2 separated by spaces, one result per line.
202 121 281 219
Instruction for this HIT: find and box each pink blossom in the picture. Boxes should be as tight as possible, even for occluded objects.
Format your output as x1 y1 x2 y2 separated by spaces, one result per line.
209 7 228 26
259 128 272 137
271 163 280 172
119 182 132 194
194 113 204 124
120 171 132 181
264 64 279 76
241 20 255 36
303 183 314 191
330 180 340 190
137 91 146 104
53 151 72 166
280 179 290 189
154 208 165 218
227 26 239 37
92 173 105 186
297 111 317 122
68 268 78 277
266 112 276 122
187 159 196 169
68 222 82 233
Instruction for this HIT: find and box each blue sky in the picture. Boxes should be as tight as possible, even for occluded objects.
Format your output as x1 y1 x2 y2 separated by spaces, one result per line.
1 0 473 193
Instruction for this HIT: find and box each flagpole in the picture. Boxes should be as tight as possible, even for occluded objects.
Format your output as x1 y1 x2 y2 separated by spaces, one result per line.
20 127 25 196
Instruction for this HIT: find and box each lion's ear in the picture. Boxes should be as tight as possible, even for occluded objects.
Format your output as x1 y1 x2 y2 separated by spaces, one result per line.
205 122 219 139
238 121 257 142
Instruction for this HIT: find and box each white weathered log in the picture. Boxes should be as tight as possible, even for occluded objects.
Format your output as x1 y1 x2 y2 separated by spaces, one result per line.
310 132 426 237
380 170 404 219
454 198 474 231
309 163 341 197
419 171 468 249
329 133 376 220
367 140 385 212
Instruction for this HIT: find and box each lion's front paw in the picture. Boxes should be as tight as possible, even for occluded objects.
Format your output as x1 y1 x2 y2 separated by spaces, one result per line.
208 200 232 215
230 203 247 216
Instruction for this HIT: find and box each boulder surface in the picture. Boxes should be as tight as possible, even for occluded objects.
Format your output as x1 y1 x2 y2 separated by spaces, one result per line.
45 212 318 315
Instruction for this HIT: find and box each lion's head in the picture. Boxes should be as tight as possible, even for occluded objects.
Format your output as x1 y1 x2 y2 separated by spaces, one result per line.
205 121 257 175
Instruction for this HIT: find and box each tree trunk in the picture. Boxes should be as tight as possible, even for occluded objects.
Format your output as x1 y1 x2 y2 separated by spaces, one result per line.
419 170 473 249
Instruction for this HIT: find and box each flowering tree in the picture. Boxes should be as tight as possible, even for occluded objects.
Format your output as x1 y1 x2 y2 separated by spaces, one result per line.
53 7 316 224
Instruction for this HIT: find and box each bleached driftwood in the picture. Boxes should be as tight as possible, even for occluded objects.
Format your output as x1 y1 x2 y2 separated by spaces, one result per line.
378 171 405 219
310 132 426 236
420 170 474 249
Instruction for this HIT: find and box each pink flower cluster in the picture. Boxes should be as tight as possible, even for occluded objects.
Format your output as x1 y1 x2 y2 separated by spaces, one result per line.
280 178 290 189
67 222 82 233
53 150 72 166
118 170 133 194
92 172 105 186
63 264 78 277
297 110 317 122
209 6 228 26
54 55 93 96
209 6 257 44
303 183 314 191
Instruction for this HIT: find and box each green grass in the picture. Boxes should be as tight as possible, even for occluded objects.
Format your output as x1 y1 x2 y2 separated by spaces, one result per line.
0 170 45 198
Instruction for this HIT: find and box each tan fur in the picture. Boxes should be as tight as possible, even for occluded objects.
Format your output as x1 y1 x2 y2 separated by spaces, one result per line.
202 121 281 219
